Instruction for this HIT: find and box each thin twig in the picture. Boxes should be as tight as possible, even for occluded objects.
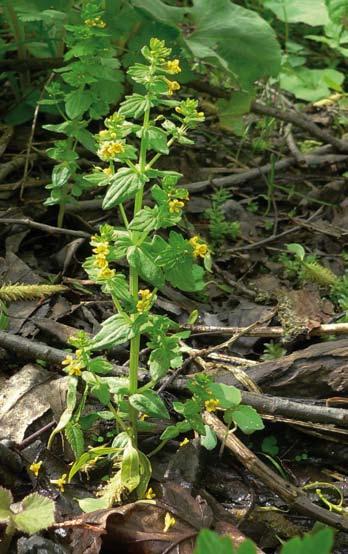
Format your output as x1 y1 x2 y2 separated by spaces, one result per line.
0 217 90 238
183 322 348 337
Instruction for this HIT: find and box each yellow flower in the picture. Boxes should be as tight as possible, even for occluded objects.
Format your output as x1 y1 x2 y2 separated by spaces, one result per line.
145 487 156 499
166 59 181 74
189 235 208 258
179 437 190 448
168 199 185 213
204 399 220 413
62 354 84 377
103 167 113 175
95 253 108 269
163 512 176 532
62 354 74 367
167 80 181 96
29 461 42 477
93 242 110 256
84 16 106 28
97 141 125 161
136 289 152 313
98 266 116 280
50 473 67 492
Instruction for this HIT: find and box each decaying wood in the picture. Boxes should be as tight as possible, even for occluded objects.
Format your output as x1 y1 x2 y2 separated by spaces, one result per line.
204 411 348 532
216 338 348 397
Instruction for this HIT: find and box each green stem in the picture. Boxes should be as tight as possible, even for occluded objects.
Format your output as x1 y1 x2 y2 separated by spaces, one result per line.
57 204 65 228
128 100 151 446
107 402 128 433
119 203 129 228
147 439 168 458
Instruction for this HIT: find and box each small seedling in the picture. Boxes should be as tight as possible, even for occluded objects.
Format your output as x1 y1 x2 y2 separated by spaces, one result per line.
204 188 240 247
261 341 286 361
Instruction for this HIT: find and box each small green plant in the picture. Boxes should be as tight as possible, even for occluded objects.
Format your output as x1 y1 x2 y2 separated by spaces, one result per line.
261 434 279 456
194 527 334 554
204 188 240 247
47 39 264 512
282 244 337 287
261 340 286 361
0 487 55 553
41 1 123 226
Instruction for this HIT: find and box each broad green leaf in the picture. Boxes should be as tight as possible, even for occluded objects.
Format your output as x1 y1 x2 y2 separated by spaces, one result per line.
326 0 348 24
194 529 235 554
65 90 93 119
264 0 329 26
127 245 165 288
91 381 110 406
90 313 133 350
237 540 258 554
129 390 170 419
103 168 148 209
129 207 160 233
216 90 254 136
69 446 120 481
0 487 12 521
65 421 85 459
280 67 344 101
78 495 111 512
229 405 264 435
12 493 55 534
200 425 217 450
132 0 185 26
146 126 169 153
166 260 205 292
185 0 281 89
48 377 78 448
121 442 140 493
208 383 241 409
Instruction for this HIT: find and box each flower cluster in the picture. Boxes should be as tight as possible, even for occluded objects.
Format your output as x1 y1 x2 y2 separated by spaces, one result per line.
168 199 185 213
189 236 209 258
166 59 181 74
62 353 85 377
175 99 205 127
84 16 106 28
136 289 153 313
91 236 116 280
204 399 220 412
97 141 125 161
166 79 181 96
51 473 67 492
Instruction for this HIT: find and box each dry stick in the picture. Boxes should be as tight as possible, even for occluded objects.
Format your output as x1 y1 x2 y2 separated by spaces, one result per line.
190 80 348 154
0 217 90 238
183 322 348 337
158 315 274 393
0 330 66 364
203 411 348 532
240 391 348 428
0 155 37 182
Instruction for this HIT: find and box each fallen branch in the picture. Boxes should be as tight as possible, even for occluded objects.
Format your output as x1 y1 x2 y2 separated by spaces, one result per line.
203 411 348 532
183 322 348 337
0 217 90 238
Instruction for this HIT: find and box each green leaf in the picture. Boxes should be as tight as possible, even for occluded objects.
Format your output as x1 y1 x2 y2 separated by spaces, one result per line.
287 243 306 260
129 390 170 419
88 357 113 374
119 93 150 118
90 313 134 351
185 0 281 89
65 90 93 119
237 540 258 554
48 377 78 448
265 0 329 26
0 487 12 521
103 168 148 209
129 207 160 233
65 421 85 459
127 245 165 288
146 126 169 153
137 451 152 499
229 405 264 435
200 425 217 450
280 67 344 102
12 493 55 534
69 446 120 481
160 421 192 441
194 529 235 554
207 383 241 409
216 90 254 135
121 442 140 493
91 381 110 406
326 0 348 24
281 527 334 554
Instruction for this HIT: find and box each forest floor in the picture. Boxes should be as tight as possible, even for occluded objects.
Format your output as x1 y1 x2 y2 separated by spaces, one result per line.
1 93 348 553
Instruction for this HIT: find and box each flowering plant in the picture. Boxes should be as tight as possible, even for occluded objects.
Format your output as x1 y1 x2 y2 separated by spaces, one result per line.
48 39 263 511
